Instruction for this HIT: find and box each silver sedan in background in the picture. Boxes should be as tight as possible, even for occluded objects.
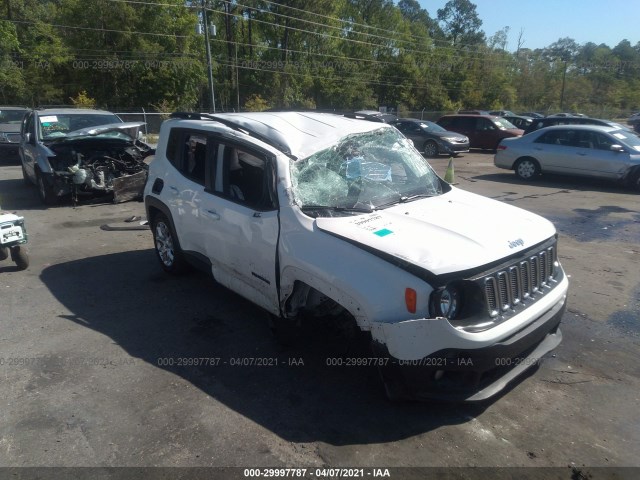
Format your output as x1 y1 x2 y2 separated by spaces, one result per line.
494 125 640 191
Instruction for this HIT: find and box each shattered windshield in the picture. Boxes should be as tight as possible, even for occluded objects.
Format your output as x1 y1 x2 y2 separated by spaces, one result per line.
38 114 122 140
291 127 443 214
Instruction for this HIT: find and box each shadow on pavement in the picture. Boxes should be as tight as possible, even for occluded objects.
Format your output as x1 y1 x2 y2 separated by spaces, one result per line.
40 249 497 445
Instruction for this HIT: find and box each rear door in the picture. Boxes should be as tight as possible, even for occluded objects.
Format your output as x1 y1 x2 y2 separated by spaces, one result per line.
474 118 499 149
160 128 217 257
532 129 579 173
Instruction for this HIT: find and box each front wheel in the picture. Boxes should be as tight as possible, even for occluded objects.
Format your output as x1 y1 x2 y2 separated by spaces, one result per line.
514 158 540 180
0 246 8 262
628 170 640 193
21 163 31 186
10 245 29 270
423 140 439 158
36 170 58 205
151 212 188 274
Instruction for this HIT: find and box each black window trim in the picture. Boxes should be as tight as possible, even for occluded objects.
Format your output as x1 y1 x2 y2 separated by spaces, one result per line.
209 136 279 212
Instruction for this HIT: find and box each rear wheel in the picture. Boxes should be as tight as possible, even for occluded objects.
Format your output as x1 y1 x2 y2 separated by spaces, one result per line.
423 140 439 157
151 212 188 274
10 245 29 270
0 246 8 261
515 158 540 180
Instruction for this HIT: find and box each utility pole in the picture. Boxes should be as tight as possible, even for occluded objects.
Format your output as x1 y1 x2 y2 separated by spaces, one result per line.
559 60 567 111
202 0 216 113
235 41 240 111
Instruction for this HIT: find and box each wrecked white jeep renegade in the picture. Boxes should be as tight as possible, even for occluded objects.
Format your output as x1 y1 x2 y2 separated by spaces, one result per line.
144 112 568 401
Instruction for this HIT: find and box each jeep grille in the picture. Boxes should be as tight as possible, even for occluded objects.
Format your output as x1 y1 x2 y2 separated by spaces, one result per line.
484 245 558 317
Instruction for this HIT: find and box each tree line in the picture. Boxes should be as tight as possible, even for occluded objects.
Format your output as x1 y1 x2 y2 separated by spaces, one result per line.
1 0 638 118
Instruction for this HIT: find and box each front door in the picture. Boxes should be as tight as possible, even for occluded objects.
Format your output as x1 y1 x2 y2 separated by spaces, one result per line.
200 142 280 314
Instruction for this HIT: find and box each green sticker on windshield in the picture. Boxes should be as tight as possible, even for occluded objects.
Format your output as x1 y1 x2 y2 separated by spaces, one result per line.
374 228 393 237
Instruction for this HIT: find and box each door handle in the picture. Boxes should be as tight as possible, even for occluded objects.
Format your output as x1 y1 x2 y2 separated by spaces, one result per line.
577 152 587 156
169 186 179 195
203 209 220 220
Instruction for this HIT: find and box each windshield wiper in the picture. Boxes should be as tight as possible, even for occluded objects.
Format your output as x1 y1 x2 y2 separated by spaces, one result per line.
399 193 435 202
300 205 375 213
373 192 436 209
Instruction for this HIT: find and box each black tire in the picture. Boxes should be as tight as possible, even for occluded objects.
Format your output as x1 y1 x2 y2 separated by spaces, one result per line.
423 140 439 158
628 170 640 193
150 212 188 274
514 157 541 180
10 245 29 270
36 170 58 205
21 163 31 186
268 313 302 348
0 246 8 262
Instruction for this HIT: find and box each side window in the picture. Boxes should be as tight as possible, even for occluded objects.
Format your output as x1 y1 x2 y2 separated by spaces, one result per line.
477 119 495 131
165 128 216 188
393 122 408 133
22 113 33 136
457 117 475 130
574 131 597 149
536 130 568 145
220 145 276 211
182 133 208 185
594 133 615 151
438 118 452 128
165 128 181 169
535 130 576 147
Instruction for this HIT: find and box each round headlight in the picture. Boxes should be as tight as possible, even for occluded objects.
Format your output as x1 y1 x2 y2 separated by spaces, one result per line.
433 286 461 319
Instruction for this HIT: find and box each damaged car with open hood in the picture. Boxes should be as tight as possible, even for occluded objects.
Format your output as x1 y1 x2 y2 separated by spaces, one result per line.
19 108 153 205
144 112 569 401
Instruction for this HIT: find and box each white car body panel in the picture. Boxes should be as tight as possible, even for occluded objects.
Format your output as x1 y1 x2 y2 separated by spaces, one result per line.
315 188 555 276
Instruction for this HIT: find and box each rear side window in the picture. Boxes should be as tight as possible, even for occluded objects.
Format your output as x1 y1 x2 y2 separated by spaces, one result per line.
165 128 181 169
438 117 453 128
456 117 476 129
165 128 217 188
536 130 570 145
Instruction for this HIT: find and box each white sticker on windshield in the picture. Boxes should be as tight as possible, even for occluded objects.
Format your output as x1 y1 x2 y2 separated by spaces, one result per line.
613 133 626 139
39 115 58 123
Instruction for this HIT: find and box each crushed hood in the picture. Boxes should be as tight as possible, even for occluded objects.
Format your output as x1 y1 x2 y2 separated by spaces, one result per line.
63 122 145 140
315 188 556 276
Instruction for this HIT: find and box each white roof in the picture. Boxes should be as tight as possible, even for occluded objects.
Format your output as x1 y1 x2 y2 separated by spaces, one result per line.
181 112 389 159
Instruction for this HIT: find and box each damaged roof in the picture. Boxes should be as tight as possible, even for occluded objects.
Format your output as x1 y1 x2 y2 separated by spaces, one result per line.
171 112 389 159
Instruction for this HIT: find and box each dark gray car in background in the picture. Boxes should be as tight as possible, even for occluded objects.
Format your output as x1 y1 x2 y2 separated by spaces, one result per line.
390 118 469 157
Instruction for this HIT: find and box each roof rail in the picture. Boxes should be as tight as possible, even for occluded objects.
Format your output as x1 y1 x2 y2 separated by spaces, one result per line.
169 111 294 157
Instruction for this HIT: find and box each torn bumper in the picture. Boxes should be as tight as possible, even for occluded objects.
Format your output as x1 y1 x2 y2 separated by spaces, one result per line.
46 170 147 202
371 275 568 401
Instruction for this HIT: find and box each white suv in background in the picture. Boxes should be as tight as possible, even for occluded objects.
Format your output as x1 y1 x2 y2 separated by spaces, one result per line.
144 112 569 401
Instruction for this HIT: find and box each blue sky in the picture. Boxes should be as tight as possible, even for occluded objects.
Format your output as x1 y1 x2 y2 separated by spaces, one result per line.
419 0 639 51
